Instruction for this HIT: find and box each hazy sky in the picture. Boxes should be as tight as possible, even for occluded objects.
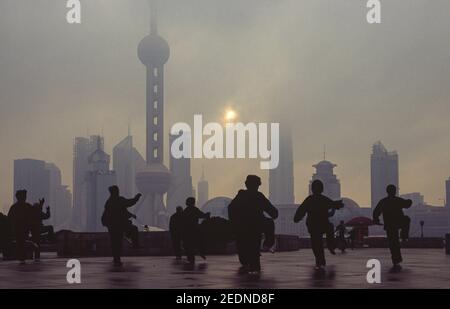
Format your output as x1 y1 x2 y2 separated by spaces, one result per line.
1 0 449 210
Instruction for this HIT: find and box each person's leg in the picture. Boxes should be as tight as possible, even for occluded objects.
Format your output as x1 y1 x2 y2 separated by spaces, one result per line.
125 224 139 248
236 234 248 267
31 228 40 261
15 232 26 263
247 232 262 272
171 234 181 258
386 229 402 266
400 216 411 241
184 236 195 264
325 223 336 254
311 232 326 267
109 229 123 265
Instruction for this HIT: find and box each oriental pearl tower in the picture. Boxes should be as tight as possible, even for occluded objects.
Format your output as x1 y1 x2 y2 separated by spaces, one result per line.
135 0 171 229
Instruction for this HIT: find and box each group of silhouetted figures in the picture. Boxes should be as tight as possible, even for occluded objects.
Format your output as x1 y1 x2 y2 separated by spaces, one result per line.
1 176 412 274
0 190 55 264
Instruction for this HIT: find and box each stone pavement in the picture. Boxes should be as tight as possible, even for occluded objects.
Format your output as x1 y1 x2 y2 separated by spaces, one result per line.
1 249 449 289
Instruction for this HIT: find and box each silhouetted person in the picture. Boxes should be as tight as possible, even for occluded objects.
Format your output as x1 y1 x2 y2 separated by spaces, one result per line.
228 175 278 274
373 184 412 271
294 180 344 270
348 228 356 250
0 212 13 260
101 186 141 267
169 206 184 260
8 190 32 264
182 197 210 264
335 220 347 253
29 198 52 261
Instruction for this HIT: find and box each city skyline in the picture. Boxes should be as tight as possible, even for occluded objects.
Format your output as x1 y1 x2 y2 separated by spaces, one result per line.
1 0 450 208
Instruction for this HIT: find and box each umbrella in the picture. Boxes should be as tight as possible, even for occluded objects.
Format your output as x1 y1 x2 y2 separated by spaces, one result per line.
345 216 375 227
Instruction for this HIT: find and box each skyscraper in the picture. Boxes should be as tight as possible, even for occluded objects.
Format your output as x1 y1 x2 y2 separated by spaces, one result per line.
371 141 399 208
135 0 171 229
72 135 105 231
310 160 341 200
45 163 72 229
269 127 294 205
446 178 450 208
167 133 193 215
85 139 116 232
113 135 136 198
197 168 209 208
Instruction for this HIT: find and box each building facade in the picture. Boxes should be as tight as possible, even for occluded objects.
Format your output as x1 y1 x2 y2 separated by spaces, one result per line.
371 141 399 208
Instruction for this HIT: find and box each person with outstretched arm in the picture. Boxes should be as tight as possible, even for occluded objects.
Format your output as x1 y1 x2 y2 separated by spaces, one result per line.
101 185 141 267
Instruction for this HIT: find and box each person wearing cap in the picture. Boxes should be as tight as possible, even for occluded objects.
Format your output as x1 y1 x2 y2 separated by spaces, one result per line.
228 175 278 274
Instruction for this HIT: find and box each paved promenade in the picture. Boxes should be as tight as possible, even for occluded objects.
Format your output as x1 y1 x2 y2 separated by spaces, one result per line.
1 249 449 289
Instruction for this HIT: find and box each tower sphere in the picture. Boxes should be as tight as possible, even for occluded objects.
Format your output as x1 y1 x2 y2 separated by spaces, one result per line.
136 163 171 194
138 34 170 66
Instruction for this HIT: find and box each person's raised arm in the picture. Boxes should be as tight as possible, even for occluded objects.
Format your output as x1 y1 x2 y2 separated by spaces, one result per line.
402 198 413 209
41 206 51 220
123 193 142 208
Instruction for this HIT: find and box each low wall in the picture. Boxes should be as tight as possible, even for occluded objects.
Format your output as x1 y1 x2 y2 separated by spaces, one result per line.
295 236 444 249
365 237 444 248
56 230 301 257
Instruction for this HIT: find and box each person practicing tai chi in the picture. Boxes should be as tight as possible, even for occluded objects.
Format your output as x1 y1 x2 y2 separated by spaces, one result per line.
101 185 142 267
373 184 412 272
228 175 278 275
169 206 185 260
8 190 33 265
29 198 52 262
294 180 344 271
182 197 210 265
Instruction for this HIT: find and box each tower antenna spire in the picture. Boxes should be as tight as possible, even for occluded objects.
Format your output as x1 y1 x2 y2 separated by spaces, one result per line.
150 0 158 34
323 144 326 161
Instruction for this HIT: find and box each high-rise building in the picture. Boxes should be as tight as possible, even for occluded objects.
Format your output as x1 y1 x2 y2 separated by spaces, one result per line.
45 163 72 229
167 133 193 215
371 141 399 208
310 160 341 200
269 127 295 205
85 140 116 232
135 0 171 229
197 168 209 208
14 159 71 230
72 135 105 231
446 178 450 208
113 135 136 198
